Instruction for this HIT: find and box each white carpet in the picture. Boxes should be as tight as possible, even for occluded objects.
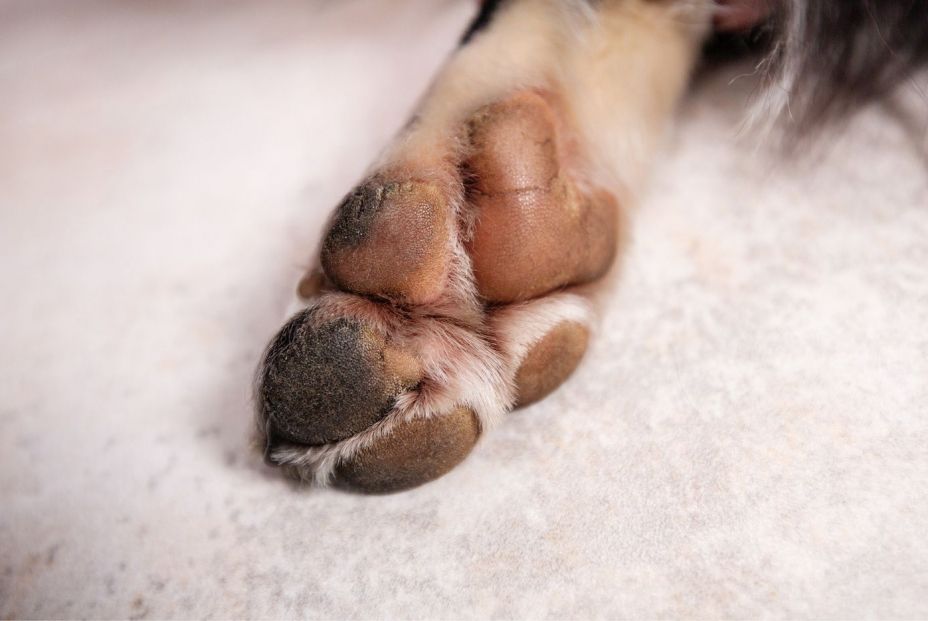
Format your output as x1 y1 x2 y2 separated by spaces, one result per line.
2 1 927 618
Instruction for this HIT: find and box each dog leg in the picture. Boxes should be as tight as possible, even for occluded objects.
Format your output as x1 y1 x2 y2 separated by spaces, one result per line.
257 0 711 492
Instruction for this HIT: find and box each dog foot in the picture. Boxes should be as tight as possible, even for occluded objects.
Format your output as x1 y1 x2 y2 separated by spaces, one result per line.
255 0 708 491
257 91 617 492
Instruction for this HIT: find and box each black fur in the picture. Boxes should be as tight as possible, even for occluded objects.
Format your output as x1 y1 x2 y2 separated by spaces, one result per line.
763 0 928 133
464 1 928 133
461 0 510 45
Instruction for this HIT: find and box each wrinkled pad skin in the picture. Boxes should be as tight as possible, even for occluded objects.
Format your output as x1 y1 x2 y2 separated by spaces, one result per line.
260 91 618 492
465 91 618 303
321 180 450 304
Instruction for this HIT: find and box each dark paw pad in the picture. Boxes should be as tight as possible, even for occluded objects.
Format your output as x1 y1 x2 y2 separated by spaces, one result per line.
258 310 421 446
321 180 451 304
334 406 480 493
515 321 589 407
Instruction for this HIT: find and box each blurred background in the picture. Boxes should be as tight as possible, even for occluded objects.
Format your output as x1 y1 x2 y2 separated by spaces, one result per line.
2 1 927 618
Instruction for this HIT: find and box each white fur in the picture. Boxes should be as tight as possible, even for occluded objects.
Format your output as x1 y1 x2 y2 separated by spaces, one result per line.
269 293 597 485
265 0 713 486
269 304 512 485
490 292 596 373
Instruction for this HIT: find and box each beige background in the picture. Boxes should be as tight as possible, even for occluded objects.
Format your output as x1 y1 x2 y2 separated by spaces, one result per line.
2 0 927 618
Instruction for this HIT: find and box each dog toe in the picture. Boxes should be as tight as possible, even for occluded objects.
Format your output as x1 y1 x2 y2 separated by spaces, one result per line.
514 321 589 407
258 306 421 447
321 178 452 305
464 91 619 303
333 406 480 493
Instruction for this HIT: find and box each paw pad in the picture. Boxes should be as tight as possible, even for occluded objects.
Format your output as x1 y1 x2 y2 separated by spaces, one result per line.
259 310 420 447
334 407 480 493
259 90 618 492
321 180 451 304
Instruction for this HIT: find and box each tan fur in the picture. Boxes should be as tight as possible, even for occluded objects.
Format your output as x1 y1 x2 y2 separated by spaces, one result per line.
561 0 711 193
260 0 713 490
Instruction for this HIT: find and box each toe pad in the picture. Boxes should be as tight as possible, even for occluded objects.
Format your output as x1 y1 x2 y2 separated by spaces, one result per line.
334 407 480 493
515 321 589 407
259 311 421 446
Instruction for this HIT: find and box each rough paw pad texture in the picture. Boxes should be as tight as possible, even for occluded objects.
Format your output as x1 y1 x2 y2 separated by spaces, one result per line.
321 180 451 304
259 311 421 446
465 91 618 303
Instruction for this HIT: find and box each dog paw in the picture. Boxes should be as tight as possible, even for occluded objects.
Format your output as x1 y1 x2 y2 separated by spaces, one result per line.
256 90 621 492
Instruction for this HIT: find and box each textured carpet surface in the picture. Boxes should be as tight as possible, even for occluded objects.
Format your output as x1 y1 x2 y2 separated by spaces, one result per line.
2 1 927 618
